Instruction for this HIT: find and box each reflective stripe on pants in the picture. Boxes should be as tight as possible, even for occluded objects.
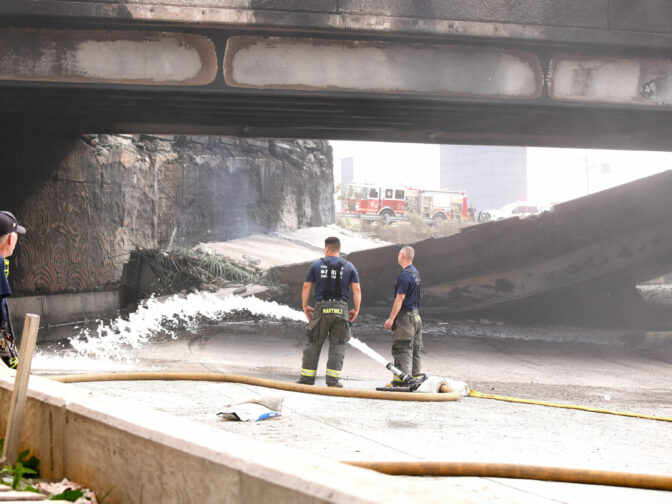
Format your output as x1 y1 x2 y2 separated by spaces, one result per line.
326 368 341 378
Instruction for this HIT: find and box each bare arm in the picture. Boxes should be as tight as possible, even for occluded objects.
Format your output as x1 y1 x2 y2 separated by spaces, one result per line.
302 282 314 320
349 282 361 322
384 293 406 330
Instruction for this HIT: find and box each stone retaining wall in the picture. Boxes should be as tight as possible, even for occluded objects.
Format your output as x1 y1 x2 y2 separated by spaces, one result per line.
2 132 332 295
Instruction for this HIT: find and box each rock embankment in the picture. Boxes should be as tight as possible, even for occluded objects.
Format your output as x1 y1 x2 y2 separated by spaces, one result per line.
11 135 333 295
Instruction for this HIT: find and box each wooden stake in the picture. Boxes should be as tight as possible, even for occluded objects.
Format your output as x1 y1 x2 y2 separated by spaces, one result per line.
1 314 40 466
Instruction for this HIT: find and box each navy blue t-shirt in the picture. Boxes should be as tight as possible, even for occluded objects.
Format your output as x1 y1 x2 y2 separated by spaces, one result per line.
305 256 360 301
0 255 11 331
394 265 421 309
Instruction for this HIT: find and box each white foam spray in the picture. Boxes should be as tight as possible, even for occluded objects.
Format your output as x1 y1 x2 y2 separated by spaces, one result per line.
68 291 305 361
348 336 390 367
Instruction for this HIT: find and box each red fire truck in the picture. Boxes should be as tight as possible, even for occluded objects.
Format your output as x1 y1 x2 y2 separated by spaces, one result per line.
343 183 407 217
405 188 468 220
344 183 467 220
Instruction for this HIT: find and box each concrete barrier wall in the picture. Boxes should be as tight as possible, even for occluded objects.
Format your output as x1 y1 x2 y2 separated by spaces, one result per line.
8 291 123 326
0 370 445 504
7 291 123 342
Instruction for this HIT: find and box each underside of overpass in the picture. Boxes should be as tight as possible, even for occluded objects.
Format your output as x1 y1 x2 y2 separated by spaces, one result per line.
3 0 672 309
1 0 672 150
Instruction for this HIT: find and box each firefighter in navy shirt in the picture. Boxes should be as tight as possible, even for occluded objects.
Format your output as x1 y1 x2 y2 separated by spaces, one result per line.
384 245 422 386
297 236 361 388
0 211 26 368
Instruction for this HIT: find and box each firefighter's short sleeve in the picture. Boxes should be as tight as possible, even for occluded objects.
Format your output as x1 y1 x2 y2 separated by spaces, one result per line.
348 263 360 284
305 260 320 283
395 271 412 295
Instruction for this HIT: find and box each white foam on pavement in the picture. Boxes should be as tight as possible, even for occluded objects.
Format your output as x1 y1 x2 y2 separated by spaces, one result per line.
67 292 305 361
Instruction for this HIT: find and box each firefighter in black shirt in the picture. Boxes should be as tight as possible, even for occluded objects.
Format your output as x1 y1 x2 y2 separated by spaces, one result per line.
297 237 361 387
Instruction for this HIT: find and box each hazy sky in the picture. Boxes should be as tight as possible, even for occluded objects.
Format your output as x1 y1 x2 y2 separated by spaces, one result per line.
526 148 672 204
332 140 672 206
332 141 440 190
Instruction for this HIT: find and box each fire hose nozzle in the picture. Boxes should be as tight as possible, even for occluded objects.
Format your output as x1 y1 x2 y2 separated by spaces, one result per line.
385 362 413 385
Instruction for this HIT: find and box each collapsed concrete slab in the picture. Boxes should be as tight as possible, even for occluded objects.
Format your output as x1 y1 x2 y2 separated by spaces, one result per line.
272 171 672 326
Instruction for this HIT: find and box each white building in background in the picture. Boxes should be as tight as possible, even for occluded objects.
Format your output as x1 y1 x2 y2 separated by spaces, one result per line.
336 156 355 212
440 145 672 213
340 156 354 189
440 145 528 212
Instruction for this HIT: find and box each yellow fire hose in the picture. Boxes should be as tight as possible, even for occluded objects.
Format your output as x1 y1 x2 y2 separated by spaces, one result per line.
51 372 672 421
48 372 672 491
343 461 672 491
49 371 460 401
469 389 672 423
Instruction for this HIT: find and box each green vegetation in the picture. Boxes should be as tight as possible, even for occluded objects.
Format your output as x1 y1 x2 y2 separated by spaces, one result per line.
0 440 94 501
0 439 40 493
133 247 263 295
51 489 86 502
336 213 465 243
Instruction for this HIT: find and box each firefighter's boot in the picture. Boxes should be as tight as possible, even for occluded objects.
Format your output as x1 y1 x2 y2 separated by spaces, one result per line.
325 367 343 388
296 371 315 385
296 377 314 385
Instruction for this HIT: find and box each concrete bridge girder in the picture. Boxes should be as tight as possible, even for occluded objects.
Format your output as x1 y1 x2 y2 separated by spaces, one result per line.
0 28 218 86
2 2 672 148
2 28 672 106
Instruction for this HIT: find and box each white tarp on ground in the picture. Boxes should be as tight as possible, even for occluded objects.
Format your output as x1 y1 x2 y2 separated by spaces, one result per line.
198 225 389 270
217 396 284 422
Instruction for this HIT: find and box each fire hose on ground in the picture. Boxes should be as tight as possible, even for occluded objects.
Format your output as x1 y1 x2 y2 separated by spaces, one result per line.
48 371 672 492
49 371 459 401
343 461 672 491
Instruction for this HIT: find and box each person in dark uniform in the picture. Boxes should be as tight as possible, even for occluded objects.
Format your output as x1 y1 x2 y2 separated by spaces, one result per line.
0 211 26 368
297 236 361 388
384 245 422 386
